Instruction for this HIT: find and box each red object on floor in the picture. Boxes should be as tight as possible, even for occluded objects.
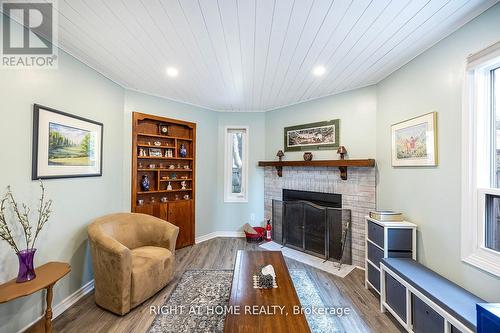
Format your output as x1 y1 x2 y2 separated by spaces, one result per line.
245 227 265 242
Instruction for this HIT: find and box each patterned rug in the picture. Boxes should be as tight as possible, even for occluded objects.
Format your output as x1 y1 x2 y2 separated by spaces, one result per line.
148 269 338 333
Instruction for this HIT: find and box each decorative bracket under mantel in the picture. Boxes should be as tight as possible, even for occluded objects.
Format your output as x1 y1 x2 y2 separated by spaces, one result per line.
257 159 375 180
275 166 283 177
338 166 348 180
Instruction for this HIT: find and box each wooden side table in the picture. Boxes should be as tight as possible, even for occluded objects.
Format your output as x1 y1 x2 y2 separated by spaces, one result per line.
0 262 71 333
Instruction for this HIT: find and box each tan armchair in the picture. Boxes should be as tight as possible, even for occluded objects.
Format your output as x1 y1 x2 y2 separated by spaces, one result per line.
88 213 179 315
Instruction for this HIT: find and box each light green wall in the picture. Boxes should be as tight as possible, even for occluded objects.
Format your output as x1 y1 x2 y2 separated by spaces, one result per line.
265 86 377 160
216 112 266 230
0 51 125 332
376 3 500 301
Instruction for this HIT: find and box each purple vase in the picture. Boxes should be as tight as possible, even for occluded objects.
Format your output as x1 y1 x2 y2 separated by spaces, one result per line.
16 248 36 283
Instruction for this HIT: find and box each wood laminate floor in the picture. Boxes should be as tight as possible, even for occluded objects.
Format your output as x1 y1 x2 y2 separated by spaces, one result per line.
52 238 404 333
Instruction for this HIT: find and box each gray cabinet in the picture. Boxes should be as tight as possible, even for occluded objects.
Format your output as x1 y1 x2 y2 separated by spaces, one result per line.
364 217 417 294
412 294 444 333
386 273 407 322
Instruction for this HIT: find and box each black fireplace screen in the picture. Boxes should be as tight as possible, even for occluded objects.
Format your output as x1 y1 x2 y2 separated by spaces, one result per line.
272 199 351 265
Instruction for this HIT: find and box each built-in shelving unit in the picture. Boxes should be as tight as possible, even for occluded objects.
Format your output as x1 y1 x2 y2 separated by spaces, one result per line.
132 112 196 249
257 159 375 180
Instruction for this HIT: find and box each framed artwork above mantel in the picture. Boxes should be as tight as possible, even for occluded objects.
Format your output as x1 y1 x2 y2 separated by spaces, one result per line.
284 120 340 152
32 104 103 180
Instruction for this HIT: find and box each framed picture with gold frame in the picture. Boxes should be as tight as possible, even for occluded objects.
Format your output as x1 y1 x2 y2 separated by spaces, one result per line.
391 112 438 166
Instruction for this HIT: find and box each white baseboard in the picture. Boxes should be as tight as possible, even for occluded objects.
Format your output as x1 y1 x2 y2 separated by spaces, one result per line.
18 279 95 333
195 231 245 244
53 279 94 317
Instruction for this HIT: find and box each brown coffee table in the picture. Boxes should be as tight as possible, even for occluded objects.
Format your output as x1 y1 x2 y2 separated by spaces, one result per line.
224 250 311 333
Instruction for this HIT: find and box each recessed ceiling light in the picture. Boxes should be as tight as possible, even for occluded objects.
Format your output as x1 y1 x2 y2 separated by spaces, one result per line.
313 66 326 77
166 67 179 78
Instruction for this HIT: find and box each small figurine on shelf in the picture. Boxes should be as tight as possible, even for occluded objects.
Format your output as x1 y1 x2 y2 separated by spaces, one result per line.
180 144 187 158
169 164 175 169
153 141 161 146
139 148 146 156
161 197 168 203
276 150 284 161
140 175 150 191
165 149 173 158
167 182 173 191
183 165 190 169
177 163 182 169
171 173 177 180
138 162 144 169
181 181 187 190
337 146 347 160
183 194 190 200
137 199 144 206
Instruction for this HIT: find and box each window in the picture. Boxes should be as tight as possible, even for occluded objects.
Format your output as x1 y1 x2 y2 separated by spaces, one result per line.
224 127 248 202
487 67 500 252
462 42 500 277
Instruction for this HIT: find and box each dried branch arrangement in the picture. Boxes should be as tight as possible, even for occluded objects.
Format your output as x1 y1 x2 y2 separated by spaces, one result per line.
0 180 52 253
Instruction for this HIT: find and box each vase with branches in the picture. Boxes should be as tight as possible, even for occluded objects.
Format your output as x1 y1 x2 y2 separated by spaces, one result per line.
0 180 52 282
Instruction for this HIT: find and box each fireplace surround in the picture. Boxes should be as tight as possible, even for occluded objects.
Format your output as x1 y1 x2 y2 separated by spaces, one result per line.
264 166 376 267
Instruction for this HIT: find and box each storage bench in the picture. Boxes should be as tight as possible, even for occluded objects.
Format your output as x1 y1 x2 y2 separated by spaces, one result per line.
380 258 484 333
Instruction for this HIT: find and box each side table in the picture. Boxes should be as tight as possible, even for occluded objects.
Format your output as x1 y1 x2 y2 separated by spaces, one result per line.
0 262 71 333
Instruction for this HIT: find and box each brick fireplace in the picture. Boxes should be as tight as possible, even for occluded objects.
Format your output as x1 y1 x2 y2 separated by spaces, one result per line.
264 166 376 267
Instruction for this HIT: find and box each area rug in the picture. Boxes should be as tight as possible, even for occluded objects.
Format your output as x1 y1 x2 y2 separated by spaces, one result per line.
259 241 356 278
148 269 338 333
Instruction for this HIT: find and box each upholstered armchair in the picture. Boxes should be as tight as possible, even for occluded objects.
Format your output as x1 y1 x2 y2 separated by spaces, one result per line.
88 213 179 315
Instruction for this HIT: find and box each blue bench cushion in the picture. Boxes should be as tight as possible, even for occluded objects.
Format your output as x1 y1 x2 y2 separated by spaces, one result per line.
381 258 484 331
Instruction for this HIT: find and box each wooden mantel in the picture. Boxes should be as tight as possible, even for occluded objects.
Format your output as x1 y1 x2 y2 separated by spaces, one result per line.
257 159 375 180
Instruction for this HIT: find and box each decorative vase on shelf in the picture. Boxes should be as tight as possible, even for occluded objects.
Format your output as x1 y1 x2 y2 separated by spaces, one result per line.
141 175 150 191
16 248 36 283
167 182 173 191
180 144 187 158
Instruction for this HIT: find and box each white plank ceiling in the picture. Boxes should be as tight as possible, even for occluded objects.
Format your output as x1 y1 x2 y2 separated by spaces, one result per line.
35 1 500 111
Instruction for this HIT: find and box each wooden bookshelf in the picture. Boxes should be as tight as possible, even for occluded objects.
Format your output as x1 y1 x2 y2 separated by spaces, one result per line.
132 112 196 249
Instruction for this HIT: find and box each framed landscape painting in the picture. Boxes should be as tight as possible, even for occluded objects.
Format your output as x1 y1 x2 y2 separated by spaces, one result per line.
284 120 339 152
391 112 437 167
32 104 103 179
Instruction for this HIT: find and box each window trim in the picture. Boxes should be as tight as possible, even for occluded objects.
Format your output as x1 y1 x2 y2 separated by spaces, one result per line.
224 126 249 203
461 46 500 277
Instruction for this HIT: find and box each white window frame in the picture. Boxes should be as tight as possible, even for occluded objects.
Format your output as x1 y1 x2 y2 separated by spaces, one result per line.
461 41 500 277
224 126 249 203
